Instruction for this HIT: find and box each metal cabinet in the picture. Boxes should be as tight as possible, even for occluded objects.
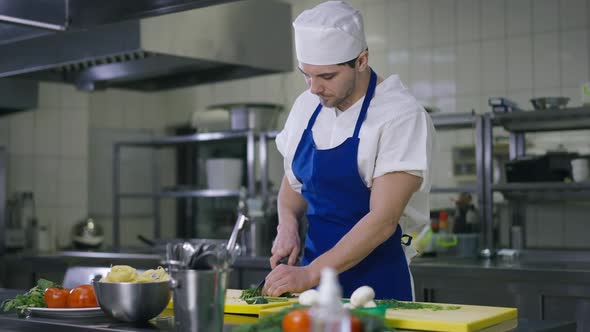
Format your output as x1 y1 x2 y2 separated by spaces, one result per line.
412 263 590 332
482 106 590 252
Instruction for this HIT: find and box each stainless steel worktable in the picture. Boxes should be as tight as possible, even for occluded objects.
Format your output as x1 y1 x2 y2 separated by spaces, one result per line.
0 312 576 332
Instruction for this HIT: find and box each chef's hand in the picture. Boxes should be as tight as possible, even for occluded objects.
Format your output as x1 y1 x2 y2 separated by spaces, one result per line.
270 221 300 269
263 264 319 297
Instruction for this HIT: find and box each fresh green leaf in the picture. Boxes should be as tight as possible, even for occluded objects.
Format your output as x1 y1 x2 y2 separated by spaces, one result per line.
0 278 60 316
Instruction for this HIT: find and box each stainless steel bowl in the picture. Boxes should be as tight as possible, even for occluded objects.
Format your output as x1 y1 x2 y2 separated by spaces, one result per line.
530 97 569 110
93 280 171 322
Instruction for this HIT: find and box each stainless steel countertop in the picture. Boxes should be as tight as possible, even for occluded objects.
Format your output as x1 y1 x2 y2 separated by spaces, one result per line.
4 250 590 274
0 312 576 332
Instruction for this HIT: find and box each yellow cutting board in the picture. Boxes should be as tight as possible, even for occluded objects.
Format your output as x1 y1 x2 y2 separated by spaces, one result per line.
385 302 517 332
260 302 517 332
224 289 296 315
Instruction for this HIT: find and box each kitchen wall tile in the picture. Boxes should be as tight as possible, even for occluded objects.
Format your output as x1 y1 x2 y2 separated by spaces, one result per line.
507 37 534 91
59 108 88 158
456 0 481 43
6 153 35 195
38 83 61 108
0 118 9 146
388 49 410 83
8 155 34 193
409 48 433 102
432 96 457 113
507 0 532 37
560 0 587 30
8 111 35 156
432 0 455 47
561 87 584 107
506 89 535 110
563 203 590 248
533 0 560 33
371 50 389 77
193 85 213 110
88 92 108 127
560 29 589 88
33 157 59 208
456 95 482 113
533 87 563 99
409 0 432 49
58 158 88 208
123 107 145 130
34 108 60 156
481 0 506 40
432 46 456 98
60 85 89 111
482 39 507 95
456 42 481 96
533 32 560 90
524 204 538 247
386 0 410 49
364 0 388 52
534 203 566 247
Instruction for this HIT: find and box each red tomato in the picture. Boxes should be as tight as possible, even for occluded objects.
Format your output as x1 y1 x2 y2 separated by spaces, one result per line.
350 315 363 332
67 285 98 308
44 287 70 308
283 308 311 332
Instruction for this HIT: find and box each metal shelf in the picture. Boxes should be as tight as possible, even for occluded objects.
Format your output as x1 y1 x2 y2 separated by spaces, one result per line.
430 112 477 130
115 130 252 147
492 106 590 132
492 182 590 201
119 188 240 199
431 186 478 194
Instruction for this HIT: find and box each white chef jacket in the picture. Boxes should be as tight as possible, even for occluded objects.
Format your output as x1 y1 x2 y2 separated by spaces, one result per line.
275 74 436 232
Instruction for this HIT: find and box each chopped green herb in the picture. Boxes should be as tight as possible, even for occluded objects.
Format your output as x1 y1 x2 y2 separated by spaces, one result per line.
244 296 288 305
376 299 460 311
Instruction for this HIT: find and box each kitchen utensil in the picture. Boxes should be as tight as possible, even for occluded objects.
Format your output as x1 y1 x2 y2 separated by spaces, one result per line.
571 158 589 182
530 97 569 110
206 103 283 131
226 213 248 256
92 280 171 322
72 217 104 249
205 158 243 190
170 269 229 332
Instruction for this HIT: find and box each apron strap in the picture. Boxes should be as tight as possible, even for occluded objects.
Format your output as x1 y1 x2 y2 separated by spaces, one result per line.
353 69 377 138
306 103 323 130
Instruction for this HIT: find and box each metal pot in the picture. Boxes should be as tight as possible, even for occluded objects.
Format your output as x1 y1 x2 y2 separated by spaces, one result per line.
72 218 104 249
206 103 283 131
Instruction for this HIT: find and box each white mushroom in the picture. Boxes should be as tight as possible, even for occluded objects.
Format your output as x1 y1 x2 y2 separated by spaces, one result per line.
298 289 320 306
363 300 377 308
350 285 375 308
343 302 355 309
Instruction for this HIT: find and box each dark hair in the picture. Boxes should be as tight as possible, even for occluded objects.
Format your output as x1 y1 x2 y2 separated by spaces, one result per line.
337 48 369 68
338 58 357 68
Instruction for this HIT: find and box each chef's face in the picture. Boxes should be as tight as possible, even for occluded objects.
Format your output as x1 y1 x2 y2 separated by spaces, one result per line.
299 62 357 108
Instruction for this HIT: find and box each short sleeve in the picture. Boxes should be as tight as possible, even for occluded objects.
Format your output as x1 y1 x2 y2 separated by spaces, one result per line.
373 110 434 191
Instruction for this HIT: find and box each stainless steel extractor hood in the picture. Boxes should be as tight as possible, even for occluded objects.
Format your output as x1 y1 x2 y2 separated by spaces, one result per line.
0 0 293 91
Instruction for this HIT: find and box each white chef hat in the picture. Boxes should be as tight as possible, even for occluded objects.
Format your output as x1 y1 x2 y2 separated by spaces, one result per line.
293 1 367 66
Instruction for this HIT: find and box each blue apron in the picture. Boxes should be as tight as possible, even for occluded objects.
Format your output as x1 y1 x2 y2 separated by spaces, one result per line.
292 69 412 300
